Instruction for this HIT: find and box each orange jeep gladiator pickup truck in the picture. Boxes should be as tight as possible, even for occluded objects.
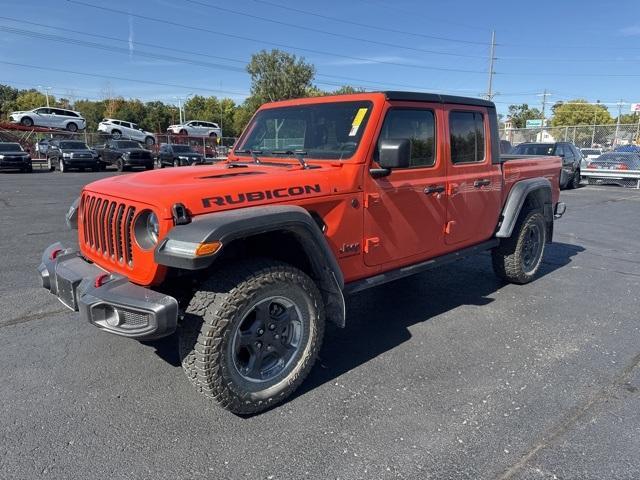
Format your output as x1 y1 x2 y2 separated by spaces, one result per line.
38 92 565 414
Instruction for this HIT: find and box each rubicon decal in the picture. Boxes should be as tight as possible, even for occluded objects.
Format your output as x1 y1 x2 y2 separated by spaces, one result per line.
202 184 322 208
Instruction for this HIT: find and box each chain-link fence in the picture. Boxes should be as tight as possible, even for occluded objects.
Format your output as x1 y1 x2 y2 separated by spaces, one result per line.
500 123 640 149
0 128 237 160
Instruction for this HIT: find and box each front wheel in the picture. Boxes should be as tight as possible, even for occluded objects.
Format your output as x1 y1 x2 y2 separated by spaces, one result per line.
179 260 325 415
20 117 34 127
58 159 66 173
116 158 125 172
47 157 55 171
66 122 78 132
492 210 546 284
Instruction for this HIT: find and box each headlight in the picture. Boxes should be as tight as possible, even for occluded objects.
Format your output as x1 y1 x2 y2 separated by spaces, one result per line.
133 210 159 249
63 153 72 158
0 155 4 160
178 156 188 160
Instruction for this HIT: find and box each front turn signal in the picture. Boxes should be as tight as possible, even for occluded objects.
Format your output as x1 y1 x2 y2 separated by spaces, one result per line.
195 241 222 256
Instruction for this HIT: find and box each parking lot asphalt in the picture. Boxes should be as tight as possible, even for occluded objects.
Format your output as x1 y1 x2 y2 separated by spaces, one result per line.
1 169 639 480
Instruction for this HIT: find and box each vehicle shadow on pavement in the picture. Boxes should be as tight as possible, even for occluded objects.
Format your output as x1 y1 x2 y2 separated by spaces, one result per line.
294 242 585 399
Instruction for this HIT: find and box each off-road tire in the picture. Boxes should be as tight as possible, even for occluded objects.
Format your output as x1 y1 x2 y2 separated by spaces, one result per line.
492 210 546 285
568 169 580 189
178 259 325 415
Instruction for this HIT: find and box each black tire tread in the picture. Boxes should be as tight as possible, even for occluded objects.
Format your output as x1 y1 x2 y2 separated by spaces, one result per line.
179 259 324 414
492 210 546 285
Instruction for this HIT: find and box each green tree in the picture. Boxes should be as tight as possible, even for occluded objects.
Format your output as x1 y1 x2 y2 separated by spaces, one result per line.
247 49 315 104
142 101 173 133
507 103 544 128
332 85 366 95
0 84 20 119
11 90 55 112
617 113 640 125
74 99 106 131
550 100 613 126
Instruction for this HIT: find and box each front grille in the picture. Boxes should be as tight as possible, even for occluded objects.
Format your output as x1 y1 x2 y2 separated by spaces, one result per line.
81 194 136 266
72 153 92 159
128 151 150 160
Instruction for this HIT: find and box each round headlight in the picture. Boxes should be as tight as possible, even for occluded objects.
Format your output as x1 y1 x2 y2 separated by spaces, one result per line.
134 210 159 250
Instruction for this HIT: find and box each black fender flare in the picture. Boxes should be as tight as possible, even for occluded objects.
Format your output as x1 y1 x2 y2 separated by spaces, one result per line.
495 178 553 238
155 205 346 327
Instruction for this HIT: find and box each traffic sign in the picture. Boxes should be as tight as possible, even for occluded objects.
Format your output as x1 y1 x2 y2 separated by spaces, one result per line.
525 119 544 128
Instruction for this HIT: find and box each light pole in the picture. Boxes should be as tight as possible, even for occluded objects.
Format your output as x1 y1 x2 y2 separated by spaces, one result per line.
173 96 183 124
183 93 194 123
38 85 52 107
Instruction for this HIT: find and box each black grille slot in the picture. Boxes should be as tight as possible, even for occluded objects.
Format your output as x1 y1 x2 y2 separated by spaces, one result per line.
81 194 136 267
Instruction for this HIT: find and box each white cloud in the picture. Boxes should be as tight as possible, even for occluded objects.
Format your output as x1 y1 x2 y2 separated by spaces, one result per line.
128 15 134 58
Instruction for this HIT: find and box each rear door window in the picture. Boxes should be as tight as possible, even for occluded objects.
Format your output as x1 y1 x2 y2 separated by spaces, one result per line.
449 111 485 164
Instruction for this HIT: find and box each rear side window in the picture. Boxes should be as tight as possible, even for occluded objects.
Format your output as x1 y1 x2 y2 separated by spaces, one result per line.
378 108 436 168
449 111 485 164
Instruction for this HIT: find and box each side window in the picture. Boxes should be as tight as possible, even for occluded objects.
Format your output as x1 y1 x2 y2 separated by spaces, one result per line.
35 108 49 114
449 111 485 164
555 144 565 157
378 108 436 168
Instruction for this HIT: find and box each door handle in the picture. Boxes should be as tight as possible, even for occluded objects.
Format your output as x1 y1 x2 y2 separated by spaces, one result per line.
473 179 491 188
424 185 445 194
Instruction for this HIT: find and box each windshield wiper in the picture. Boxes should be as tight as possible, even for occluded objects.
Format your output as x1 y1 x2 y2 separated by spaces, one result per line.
234 149 263 165
271 149 309 169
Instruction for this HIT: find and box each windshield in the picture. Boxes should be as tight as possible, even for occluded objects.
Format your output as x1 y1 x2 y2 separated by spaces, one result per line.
115 141 141 148
511 143 555 155
581 149 600 155
172 145 195 153
0 143 23 152
59 141 89 150
235 101 373 160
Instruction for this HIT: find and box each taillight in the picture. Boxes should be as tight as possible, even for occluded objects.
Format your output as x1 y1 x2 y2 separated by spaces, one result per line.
615 164 629 170
587 162 597 169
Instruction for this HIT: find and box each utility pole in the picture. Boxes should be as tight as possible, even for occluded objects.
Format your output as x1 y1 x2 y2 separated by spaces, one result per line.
485 30 496 101
38 85 51 107
591 100 600 147
536 89 551 141
614 99 624 148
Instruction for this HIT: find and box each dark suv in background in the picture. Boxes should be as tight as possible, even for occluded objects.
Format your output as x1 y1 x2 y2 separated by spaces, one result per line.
511 142 583 189
46 140 99 173
157 143 205 167
0 142 32 173
94 140 154 171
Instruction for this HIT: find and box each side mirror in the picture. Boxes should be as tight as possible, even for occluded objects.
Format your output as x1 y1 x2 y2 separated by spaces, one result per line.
371 139 411 177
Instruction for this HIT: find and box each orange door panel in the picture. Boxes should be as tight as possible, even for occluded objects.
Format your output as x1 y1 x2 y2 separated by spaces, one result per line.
363 102 447 267
443 107 502 246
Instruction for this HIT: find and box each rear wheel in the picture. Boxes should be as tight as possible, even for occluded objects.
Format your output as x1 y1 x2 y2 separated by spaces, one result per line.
179 260 325 415
492 210 546 284
173 159 180 168
568 169 581 189
145 136 155 146
58 159 66 173
47 157 55 171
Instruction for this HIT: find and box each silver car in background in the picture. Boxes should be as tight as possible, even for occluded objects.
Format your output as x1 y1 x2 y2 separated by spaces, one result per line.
97 118 156 146
9 107 86 132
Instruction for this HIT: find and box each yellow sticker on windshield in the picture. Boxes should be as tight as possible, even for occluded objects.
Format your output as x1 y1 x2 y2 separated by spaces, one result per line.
349 108 368 136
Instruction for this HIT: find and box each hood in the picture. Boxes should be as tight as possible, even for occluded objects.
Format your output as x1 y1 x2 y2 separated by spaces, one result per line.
0 150 28 156
62 149 94 154
83 161 349 219
121 147 151 153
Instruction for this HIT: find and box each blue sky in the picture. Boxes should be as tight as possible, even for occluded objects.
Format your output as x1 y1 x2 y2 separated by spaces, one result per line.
0 0 639 116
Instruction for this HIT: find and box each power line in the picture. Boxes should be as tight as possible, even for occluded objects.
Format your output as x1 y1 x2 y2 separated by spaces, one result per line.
66 0 488 75
185 0 489 57
249 0 492 43
0 61 250 96
0 25 247 74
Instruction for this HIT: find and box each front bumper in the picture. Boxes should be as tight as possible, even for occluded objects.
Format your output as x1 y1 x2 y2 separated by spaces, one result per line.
0 158 30 170
38 242 178 340
124 157 153 167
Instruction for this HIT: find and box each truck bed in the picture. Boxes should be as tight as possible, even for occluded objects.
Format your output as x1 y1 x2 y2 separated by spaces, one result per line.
501 155 562 205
